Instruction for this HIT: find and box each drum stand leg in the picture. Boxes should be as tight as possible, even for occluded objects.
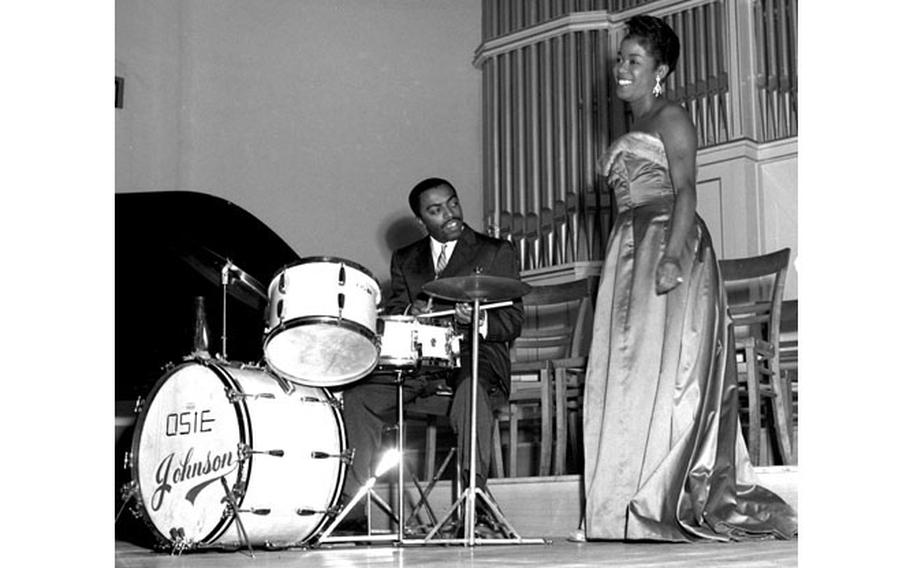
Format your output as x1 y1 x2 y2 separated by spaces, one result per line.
317 370 409 546
219 477 255 558
315 459 401 545
419 298 548 547
115 481 138 524
404 447 456 530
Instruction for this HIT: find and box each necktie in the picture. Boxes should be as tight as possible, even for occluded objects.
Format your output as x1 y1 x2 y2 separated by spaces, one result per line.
436 244 448 275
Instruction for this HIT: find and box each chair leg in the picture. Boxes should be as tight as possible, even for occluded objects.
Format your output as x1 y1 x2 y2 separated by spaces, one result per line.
509 403 519 477
744 344 762 465
425 418 437 481
491 415 505 478
768 360 794 465
567 407 579 472
782 368 797 463
553 367 568 476
538 368 553 477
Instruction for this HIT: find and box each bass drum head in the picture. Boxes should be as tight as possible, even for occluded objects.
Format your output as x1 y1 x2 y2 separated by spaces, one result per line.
129 360 346 549
130 361 246 546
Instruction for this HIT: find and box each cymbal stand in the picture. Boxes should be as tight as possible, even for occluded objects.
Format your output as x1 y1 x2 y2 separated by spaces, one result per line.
421 298 546 546
220 260 233 359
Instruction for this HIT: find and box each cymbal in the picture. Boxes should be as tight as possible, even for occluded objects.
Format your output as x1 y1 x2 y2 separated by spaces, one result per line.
423 274 531 302
178 246 268 307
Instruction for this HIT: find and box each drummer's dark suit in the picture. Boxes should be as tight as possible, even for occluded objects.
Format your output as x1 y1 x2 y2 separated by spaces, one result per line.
342 224 523 502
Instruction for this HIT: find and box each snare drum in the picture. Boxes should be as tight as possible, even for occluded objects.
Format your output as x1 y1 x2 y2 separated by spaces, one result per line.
378 315 461 370
128 359 347 550
263 257 381 387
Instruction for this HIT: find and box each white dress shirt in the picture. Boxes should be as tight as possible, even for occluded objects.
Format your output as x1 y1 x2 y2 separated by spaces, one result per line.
428 236 488 336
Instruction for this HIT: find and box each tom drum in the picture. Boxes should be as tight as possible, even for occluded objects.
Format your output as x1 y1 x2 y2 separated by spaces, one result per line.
263 257 381 387
378 315 461 371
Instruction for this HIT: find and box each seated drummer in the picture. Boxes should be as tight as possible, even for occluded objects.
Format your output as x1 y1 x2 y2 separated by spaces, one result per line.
339 177 523 531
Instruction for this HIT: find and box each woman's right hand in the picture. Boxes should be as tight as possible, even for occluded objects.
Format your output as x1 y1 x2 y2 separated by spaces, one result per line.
655 256 683 295
408 298 433 315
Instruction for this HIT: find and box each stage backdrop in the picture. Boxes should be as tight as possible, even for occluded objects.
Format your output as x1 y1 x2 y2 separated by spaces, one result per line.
116 0 483 292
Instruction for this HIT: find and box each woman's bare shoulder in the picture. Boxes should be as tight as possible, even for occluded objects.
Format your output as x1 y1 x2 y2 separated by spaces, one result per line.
654 102 696 148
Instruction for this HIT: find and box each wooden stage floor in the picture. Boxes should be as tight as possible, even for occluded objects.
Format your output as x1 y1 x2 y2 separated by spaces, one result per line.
112 468 799 566
115 536 798 567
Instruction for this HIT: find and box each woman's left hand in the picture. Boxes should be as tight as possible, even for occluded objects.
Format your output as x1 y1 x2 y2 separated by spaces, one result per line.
655 256 683 295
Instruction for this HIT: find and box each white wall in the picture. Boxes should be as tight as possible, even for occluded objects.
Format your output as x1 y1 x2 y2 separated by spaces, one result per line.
116 0 483 290
697 138 799 300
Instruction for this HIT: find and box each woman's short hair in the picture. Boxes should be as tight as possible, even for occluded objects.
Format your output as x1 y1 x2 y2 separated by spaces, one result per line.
408 177 457 217
625 15 680 75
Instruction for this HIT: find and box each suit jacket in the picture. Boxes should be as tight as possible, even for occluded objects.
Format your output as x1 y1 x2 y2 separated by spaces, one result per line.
384 225 523 393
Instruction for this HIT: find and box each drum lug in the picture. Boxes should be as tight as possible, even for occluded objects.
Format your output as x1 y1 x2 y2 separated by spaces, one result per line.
238 507 272 516
225 388 276 403
299 395 342 410
310 448 355 465
411 330 421 359
238 443 285 461
132 396 144 415
122 450 133 470
296 504 343 516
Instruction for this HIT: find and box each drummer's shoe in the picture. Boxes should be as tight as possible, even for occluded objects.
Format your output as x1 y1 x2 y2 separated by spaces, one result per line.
473 515 505 539
443 510 507 539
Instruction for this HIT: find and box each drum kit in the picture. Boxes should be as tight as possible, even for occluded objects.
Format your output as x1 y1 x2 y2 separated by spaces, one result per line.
118 254 544 555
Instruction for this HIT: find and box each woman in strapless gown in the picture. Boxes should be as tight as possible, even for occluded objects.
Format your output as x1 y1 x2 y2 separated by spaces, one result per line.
582 16 797 542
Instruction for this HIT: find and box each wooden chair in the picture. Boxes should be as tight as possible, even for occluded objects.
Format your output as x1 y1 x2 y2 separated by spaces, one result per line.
779 299 798 462
496 277 598 477
719 248 794 466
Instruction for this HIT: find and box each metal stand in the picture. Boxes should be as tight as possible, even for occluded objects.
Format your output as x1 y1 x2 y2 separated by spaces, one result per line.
317 369 408 545
319 293 546 547
404 447 455 530
220 261 233 358
219 477 255 558
317 367 456 546
419 298 547 546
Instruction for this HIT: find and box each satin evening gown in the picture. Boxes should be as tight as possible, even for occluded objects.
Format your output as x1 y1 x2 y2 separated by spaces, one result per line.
582 132 797 541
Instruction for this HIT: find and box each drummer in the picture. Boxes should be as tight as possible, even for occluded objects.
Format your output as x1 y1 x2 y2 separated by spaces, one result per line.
338 177 524 534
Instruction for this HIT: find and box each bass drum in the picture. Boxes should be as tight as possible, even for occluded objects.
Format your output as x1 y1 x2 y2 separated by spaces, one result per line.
128 359 347 550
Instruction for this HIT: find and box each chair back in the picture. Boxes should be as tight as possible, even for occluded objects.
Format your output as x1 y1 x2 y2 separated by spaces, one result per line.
718 248 791 349
512 277 598 365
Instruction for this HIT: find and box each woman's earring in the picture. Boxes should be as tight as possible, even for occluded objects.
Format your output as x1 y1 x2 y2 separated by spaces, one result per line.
652 76 664 97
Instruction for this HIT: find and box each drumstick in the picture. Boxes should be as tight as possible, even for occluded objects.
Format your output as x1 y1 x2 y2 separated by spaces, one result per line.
415 300 514 318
